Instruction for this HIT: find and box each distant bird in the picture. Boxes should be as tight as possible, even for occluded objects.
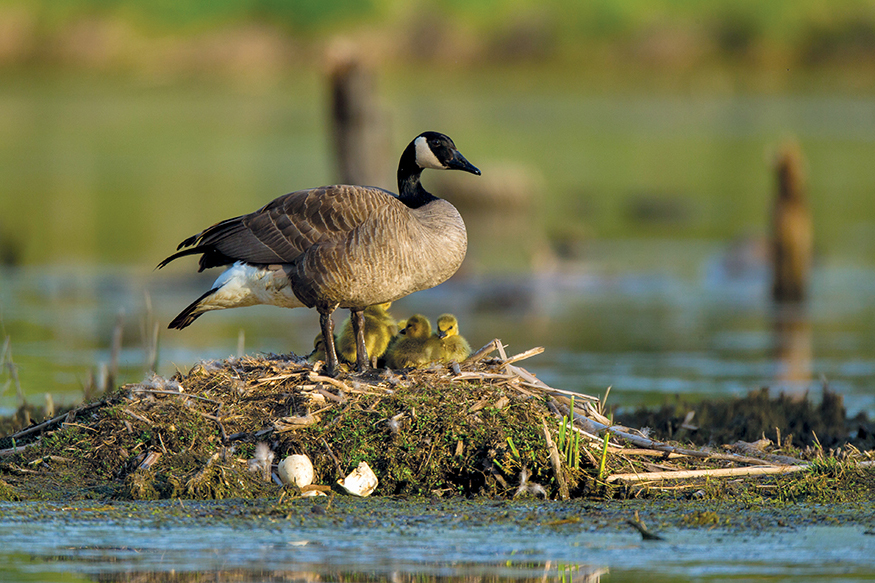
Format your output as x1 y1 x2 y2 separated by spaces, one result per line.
337 302 398 367
158 131 480 374
435 313 471 363
385 314 440 368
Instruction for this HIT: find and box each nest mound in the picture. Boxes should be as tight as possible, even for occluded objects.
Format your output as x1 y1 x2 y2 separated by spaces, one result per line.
1 341 873 502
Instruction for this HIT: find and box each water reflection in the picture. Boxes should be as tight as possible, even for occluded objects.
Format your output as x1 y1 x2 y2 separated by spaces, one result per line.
771 303 813 393
4 558 610 583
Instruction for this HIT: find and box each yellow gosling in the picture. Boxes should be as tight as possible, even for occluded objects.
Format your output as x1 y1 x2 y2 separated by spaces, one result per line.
308 333 330 364
435 313 471 363
338 302 398 367
385 314 441 369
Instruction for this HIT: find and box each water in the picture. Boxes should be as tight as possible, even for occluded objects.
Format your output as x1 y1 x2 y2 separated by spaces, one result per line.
2 238 874 417
1 500 874 582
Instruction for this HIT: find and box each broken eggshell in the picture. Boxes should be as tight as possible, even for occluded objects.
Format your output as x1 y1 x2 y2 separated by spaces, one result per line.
337 460 378 496
277 454 314 488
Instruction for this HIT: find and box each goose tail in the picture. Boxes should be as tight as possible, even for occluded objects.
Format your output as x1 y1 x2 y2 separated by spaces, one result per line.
168 287 219 329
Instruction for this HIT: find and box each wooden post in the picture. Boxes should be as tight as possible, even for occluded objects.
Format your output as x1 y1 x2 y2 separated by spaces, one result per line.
771 141 812 303
326 41 390 188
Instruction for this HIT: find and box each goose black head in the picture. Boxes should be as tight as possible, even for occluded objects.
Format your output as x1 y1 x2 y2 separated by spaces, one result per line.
397 131 480 207
413 131 481 175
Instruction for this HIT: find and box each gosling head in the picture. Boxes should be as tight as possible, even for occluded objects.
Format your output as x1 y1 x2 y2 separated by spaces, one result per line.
401 314 432 340
414 132 481 176
436 314 460 339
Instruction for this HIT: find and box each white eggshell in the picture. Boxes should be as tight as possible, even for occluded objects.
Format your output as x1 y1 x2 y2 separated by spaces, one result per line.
337 461 378 497
277 454 314 487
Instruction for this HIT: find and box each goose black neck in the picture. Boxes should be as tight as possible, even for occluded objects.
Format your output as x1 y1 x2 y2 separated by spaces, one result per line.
397 143 437 209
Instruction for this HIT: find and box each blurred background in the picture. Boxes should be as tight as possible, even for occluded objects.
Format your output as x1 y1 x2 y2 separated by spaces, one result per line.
1 0 874 418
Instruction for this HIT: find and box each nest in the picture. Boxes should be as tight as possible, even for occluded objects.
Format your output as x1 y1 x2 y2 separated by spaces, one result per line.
1 340 874 502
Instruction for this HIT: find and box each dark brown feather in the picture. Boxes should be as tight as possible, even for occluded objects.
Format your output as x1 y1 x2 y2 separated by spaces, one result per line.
158 185 394 272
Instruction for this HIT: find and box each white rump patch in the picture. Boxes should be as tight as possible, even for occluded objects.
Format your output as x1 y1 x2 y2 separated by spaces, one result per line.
414 136 446 170
204 262 305 311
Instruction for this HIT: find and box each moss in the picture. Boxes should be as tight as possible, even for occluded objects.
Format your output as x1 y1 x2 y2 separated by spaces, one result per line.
0 478 20 501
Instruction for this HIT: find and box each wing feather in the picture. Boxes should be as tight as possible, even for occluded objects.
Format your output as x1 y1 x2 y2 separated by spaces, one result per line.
158 185 397 271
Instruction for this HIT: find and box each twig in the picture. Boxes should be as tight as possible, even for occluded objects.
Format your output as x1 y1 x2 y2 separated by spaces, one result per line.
316 386 345 403
463 339 501 365
540 418 569 500
502 347 545 365
7 402 104 441
607 464 812 484
558 401 715 459
453 372 515 381
320 437 344 478
274 413 320 432
190 409 228 442
608 448 689 459
495 341 508 361
530 382 599 402
252 373 302 386
310 373 384 395
130 388 221 405
123 409 151 424
61 422 98 432
0 441 39 457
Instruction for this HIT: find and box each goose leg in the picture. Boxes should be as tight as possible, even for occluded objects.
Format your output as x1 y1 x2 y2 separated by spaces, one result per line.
350 308 369 372
319 310 339 374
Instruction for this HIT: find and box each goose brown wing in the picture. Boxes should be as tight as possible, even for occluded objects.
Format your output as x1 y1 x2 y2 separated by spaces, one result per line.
159 185 393 271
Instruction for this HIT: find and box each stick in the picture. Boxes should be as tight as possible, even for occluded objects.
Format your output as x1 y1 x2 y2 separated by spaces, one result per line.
320 437 344 478
309 373 384 395
453 372 515 381
130 388 220 405
536 384 599 402
558 402 715 459
463 339 501 365
495 341 508 361
0 441 39 457
502 347 545 365
7 402 105 441
123 409 151 424
541 418 569 500
607 464 811 484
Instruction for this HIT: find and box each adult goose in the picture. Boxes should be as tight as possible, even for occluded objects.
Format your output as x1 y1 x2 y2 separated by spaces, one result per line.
158 131 480 374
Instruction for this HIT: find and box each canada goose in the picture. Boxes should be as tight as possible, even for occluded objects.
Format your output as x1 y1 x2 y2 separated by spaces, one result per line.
435 313 471 363
158 131 480 374
385 314 440 369
337 302 398 367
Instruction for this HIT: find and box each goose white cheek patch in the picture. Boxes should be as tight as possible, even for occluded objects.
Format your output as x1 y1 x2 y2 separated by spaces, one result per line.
414 136 446 169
